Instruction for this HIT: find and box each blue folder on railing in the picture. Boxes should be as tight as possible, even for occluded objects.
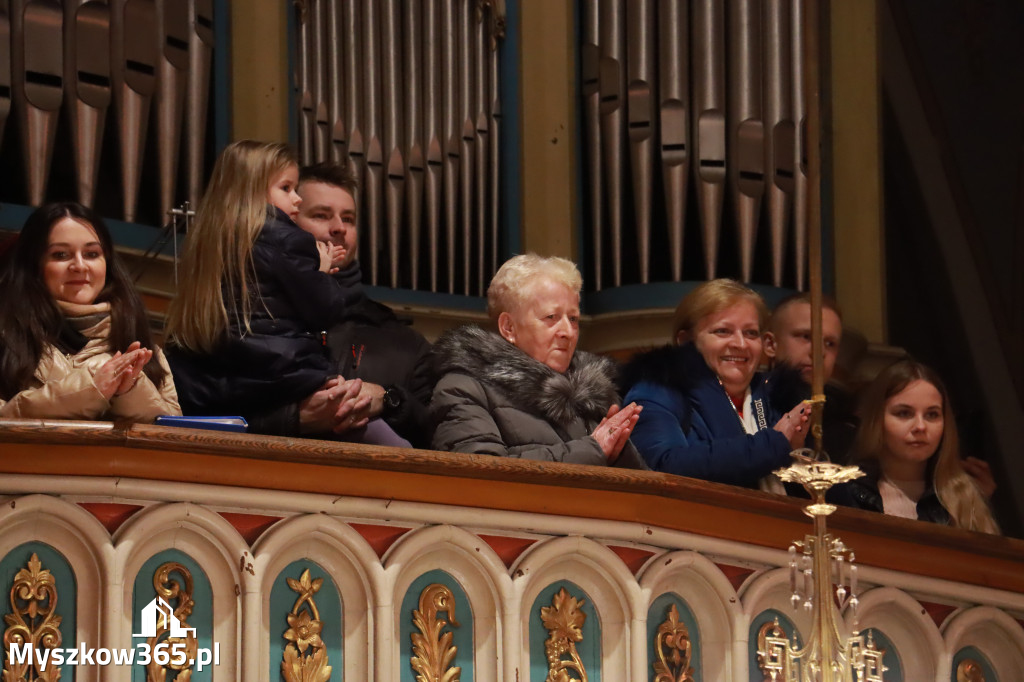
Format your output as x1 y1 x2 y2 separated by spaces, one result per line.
154 416 249 433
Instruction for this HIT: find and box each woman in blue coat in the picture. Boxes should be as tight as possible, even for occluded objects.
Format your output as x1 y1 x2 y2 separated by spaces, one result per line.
623 279 809 490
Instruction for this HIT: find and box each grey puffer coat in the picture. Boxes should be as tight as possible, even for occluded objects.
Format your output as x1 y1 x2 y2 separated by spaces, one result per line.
430 325 647 469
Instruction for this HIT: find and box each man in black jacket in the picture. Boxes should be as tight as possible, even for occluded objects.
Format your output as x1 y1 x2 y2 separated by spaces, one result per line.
764 294 858 463
294 162 434 447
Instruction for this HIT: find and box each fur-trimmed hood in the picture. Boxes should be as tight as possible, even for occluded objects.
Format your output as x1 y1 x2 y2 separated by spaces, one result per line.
620 342 804 409
431 325 619 427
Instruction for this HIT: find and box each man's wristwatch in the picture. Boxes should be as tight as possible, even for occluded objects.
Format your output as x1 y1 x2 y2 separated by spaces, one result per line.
382 386 403 415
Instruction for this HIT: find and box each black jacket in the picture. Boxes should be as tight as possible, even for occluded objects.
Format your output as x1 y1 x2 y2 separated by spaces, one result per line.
325 263 434 446
841 462 952 526
769 369 860 465
168 207 359 418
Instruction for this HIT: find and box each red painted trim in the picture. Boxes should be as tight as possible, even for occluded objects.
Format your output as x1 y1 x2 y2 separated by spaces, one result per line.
78 502 144 535
479 534 538 568
607 545 656 575
349 523 412 559
218 512 283 546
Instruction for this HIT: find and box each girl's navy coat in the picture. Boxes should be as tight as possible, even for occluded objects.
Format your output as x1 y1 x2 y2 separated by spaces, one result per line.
168 207 359 417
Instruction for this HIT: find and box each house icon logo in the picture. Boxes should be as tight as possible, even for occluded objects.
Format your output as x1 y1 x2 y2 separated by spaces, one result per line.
133 597 197 638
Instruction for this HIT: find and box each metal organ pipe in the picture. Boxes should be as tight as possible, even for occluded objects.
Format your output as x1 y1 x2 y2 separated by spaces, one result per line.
474 8 488 296
658 0 689 284
295 1 313 163
155 0 188 219
185 0 213 208
764 0 796 287
422 0 443 292
441 0 459 293
310 0 330 162
13 0 63 206
792 0 808 291
692 0 727 280
362 0 384 284
111 0 158 222
728 0 765 283
381 0 406 288
342 0 363 188
64 0 111 208
404 0 425 289
457 0 475 294
581 0 603 289
327 0 345 163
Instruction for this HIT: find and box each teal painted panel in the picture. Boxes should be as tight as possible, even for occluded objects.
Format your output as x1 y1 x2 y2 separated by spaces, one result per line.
0 543 77 681
269 560 343 682
646 594 702 682
952 646 997 682
748 609 802 682
529 582 601 682
866 629 903 681
131 551 214 682
399 571 475 682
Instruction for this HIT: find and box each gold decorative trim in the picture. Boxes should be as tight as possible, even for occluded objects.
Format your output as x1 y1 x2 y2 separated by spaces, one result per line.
756 619 792 682
282 569 332 682
653 604 694 682
2 553 63 682
957 658 986 682
410 583 461 682
146 562 198 682
541 587 588 682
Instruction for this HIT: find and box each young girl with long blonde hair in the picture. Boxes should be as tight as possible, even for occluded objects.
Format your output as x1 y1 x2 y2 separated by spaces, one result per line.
165 140 357 425
848 359 999 534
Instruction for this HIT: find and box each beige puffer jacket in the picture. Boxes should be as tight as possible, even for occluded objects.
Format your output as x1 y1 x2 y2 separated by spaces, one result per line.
0 302 180 422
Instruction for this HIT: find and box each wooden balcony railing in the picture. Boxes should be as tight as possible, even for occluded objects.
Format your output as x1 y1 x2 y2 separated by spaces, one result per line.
2 419 1023 681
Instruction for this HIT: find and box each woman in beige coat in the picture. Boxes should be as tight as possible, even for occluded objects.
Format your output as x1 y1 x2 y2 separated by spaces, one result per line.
0 202 179 421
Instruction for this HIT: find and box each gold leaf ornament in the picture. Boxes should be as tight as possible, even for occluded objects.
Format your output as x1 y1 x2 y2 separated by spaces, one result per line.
957 658 986 682
281 569 331 682
145 563 198 682
3 553 64 682
653 604 694 682
410 583 461 682
540 588 588 682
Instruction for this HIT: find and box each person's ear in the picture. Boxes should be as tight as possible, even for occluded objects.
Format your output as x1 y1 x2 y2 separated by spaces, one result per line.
763 331 777 358
674 329 689 346
498 312 516 343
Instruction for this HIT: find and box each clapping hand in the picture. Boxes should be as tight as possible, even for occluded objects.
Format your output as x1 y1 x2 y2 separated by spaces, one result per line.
773 401 810 449
94 342 152 400
591 402 643 463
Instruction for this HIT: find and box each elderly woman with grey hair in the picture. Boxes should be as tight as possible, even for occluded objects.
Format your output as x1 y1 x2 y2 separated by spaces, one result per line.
430 254 646 467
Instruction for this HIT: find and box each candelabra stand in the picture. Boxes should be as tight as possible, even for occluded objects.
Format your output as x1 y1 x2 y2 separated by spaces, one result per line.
761 451 888 682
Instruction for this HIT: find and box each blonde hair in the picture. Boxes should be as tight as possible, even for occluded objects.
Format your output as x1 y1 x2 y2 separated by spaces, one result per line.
852 360 1000 534
487 253 582 319
672 278 768 342
166 140 298 353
